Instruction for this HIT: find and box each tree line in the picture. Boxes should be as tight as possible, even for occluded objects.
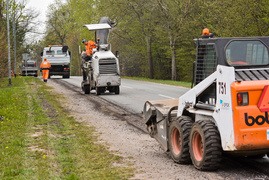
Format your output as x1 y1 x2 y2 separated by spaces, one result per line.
2 0 269 82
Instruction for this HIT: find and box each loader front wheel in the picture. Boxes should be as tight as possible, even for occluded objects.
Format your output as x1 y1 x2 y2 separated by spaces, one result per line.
189 120 222 171
168 116 192 164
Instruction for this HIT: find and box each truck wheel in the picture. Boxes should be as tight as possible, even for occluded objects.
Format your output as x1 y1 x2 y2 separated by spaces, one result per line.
115 86 120 94
168 116 193 164
189 120 222 171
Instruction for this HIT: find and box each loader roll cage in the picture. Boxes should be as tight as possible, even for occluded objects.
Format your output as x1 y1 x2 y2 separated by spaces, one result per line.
194 37 269 86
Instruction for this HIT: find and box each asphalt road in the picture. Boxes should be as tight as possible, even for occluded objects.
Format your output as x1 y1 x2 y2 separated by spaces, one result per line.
60 76 189 114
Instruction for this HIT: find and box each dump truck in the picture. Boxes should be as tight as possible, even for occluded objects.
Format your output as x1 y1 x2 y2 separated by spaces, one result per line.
41 45 70 78
81 17 121 95
143 29 269 171
19 60 38 77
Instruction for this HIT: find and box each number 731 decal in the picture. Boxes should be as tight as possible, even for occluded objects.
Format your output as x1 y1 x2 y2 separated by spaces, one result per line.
218 82 226 95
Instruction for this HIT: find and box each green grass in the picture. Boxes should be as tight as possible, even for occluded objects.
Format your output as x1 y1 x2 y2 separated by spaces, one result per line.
122 76 192 88
0 76 133 179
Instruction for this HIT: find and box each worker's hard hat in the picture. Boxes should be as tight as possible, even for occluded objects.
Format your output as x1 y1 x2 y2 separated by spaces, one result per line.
202 28 210 35
82 39 86 43
44 58 47 61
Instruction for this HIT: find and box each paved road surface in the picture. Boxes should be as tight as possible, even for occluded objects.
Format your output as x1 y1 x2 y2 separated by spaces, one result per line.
59 76 189 114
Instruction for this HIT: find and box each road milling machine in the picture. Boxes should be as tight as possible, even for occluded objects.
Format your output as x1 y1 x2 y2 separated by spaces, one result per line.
143 29 269 171
81 17 121 95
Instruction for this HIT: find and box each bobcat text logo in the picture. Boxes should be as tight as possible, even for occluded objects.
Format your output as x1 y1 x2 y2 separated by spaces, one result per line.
244 112 269 126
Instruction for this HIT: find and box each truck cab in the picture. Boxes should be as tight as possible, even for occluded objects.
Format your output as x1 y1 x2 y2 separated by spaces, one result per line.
42 45 70 78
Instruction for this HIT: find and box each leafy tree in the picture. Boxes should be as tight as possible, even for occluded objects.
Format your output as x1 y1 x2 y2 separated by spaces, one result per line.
156 0 199 80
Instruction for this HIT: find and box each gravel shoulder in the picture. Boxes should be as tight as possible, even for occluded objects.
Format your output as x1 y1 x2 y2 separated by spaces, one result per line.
46 79 269 180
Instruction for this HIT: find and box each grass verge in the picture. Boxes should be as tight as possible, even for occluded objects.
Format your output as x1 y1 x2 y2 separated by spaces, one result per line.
0 76 133 179
122 76 191 88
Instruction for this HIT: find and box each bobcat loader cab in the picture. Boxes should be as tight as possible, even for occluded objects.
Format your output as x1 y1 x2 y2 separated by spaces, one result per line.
143 29 269 171
81 18 121 95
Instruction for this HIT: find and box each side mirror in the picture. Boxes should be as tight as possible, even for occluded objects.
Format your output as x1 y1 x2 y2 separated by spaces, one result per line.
115 51 119 58
62 46 68 53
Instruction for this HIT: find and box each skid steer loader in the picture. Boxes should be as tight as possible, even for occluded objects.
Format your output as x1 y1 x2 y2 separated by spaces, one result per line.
81 17 121 95
143 29 269 171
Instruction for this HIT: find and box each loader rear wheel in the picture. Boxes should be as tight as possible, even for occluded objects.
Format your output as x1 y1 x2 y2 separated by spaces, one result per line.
168 116 193 164
189 120 222 171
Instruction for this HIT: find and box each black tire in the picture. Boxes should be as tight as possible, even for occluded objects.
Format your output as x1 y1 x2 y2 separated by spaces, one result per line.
96 87 101 95
189 120 222 171
168 116 193 164
108 87 114 93
115 86 120 94
248 154 265 159
63 74 70 79
84 85 90 94
101 87 106 93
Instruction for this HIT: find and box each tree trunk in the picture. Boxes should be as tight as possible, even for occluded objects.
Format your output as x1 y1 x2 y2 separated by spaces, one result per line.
170 38 176 81
146 36 153 79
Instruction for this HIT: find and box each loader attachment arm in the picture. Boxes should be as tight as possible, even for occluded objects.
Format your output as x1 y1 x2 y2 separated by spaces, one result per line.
143 99 179 151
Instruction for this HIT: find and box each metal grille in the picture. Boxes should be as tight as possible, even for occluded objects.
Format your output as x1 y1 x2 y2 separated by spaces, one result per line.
99 58 117 74
235 69 269 81
195 44 217 85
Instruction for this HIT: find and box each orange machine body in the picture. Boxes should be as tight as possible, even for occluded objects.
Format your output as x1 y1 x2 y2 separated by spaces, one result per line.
231 80 269 150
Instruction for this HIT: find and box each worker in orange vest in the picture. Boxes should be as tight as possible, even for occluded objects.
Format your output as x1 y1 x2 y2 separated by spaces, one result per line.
82 39 97 61
40 58 51 82
81 39 97 81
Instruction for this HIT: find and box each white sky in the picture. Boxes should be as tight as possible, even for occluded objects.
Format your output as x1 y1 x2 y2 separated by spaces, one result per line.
25 0 64 42
27 0 55 22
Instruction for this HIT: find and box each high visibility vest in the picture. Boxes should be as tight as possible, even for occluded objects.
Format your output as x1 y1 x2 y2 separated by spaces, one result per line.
85 40 97 55
40 61 51 70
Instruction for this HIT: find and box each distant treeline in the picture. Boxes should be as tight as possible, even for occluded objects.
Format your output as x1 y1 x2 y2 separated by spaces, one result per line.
2 0 269 82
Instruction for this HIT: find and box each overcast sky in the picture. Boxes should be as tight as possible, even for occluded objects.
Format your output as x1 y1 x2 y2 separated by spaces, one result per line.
25 0 64 42
27 0 55 22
